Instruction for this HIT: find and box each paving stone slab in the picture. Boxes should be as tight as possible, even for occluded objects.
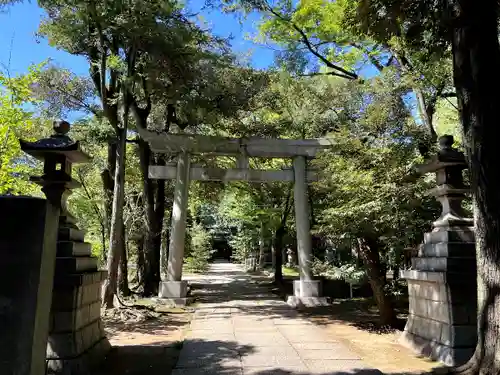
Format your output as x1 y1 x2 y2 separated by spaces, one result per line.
180 343 240 356
285 332 341 343
241 354 306 368
240 346 299 357
185 332 236 341
234 333 289 346
189 325 234 334
176 354 241 368
304 359 381 373
292 342 341 350
297 348 360 360
272 318 312 325
194 315 233 320
242 367 309 375
184 262 381 375
278 326 323 336
172 367 243 375
190 318 233 324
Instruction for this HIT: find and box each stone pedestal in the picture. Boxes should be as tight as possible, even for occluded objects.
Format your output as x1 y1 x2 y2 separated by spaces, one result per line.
401 135 476 366
287 280 329 307
47 227 110 374
400 228 477 366
0 197 58 375
157 281 189 306
293 280 321 297
244 256 257 272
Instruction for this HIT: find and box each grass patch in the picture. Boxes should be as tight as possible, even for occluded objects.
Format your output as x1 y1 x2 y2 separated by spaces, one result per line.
282 266 299 276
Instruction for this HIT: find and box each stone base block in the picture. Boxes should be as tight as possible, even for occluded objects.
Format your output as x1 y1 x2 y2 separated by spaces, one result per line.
293 279 322 297
158 280 188 298
287 296 330 308
47 336 111 375
400 330 473 366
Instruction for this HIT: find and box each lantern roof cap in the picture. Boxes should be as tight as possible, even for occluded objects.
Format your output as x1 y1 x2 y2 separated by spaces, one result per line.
19 120 90 163
416 135 466 174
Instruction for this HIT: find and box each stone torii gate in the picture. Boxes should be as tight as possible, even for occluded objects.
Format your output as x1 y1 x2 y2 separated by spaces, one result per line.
139 129 334 307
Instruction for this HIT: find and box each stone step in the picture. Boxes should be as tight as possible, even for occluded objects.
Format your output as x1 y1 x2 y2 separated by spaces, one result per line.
424 229 474 244
418 242 475 258
411 257 476 273
57 241 92 257
56 257 98 273
58 227 85 242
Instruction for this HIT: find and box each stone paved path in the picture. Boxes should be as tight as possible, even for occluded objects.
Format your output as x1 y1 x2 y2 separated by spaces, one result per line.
173 261 382 375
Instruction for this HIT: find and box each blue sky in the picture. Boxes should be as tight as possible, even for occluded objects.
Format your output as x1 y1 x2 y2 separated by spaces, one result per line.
0 1 275 77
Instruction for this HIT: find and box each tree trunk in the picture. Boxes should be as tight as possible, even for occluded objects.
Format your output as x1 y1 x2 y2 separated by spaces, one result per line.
135 234 146 291
100 141 117 263
259 222 265 269
102 126 127 308
139 141 165 296
118 225 130 297
274 227 285 284
274 187 293 285
357 237 397 326
450 2 500 374
154 156 166 278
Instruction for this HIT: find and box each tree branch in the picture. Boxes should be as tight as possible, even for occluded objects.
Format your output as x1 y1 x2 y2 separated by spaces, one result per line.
440 91 457 98
297 71 357 80
350 42 385 72
263 3 358 80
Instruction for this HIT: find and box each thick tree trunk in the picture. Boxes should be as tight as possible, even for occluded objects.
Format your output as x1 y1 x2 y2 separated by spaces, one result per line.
153 156 166 277
100 141 117 263
118 225 130 297
357 237 397 326
102 126 127 308
139 141 165 296
450 2 500 374
135 234 146 291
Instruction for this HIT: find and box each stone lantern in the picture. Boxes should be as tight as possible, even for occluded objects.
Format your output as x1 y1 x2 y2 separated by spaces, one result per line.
19 121 110 374
20 120 90 230
400 135 476 366
415 135 473 229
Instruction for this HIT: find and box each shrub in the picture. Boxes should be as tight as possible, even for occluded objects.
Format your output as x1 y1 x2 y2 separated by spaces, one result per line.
185 223 213 273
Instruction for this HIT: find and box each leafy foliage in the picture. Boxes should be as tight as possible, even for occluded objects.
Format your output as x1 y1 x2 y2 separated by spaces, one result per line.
0 66 50 195
185 222 213 273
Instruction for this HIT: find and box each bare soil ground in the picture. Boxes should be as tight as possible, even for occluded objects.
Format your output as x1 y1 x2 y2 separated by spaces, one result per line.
96 305 191 375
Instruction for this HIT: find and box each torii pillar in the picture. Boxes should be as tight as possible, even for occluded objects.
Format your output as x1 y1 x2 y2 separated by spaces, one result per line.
287 156 327 307
158 151 191 304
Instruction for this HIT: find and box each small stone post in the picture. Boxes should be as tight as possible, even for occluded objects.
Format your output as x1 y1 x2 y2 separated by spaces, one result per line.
20 121 110 374
400 135 476 366
158 151 191 304
287 156 328 307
